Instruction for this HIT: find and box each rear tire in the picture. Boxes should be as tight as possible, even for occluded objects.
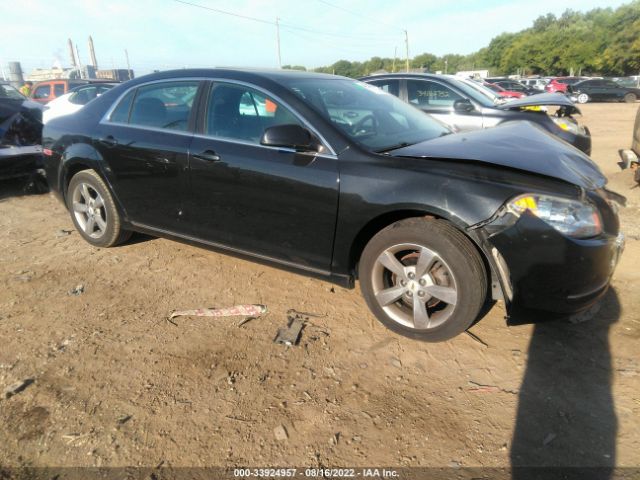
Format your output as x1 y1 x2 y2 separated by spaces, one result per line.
66 170 131 247
359 218 487 342
624 93 637 103
577 93 589 104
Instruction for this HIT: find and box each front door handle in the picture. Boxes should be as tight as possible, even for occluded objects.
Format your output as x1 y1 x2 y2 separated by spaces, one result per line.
193 150 221 162
99 135 118 147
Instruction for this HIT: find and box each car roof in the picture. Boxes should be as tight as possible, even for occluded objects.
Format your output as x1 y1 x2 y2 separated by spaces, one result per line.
132 68 341 84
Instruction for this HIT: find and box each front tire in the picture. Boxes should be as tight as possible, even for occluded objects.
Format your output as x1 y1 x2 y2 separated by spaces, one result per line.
577 93 589 104
359 218 487 342
66 170 131 247
624 93 637 103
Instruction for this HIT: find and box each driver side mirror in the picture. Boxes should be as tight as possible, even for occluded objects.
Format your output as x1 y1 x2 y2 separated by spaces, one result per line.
453 98 475 112
260 124 318 151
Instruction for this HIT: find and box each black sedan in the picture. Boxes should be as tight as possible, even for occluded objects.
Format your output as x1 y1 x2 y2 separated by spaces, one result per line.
42 69 624 341
0 82 45 184
360 73 592 155
570 78 640 104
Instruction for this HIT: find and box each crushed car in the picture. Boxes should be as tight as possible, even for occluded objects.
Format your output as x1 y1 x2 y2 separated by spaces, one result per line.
0 82 46 189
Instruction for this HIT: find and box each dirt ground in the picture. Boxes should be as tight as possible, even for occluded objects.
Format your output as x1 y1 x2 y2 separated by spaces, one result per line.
0 103 639 474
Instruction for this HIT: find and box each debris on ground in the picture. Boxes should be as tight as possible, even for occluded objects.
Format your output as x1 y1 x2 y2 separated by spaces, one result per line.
328 433 340 446
273 424 289 441
3 378 35 399
68 284 85 296
169 304 267 321
465 330 489 347
117 414 132 425
468 380 518 395
55 229 72 238
274 314 306 346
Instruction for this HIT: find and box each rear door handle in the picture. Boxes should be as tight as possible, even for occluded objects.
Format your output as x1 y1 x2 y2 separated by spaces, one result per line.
193 150 221 162
99 135 118 147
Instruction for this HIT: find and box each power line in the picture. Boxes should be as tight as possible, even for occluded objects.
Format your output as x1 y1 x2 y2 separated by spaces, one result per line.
314 0 404 32
171 0 397 41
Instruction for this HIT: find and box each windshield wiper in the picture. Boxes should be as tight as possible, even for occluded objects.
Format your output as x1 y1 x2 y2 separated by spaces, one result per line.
376 142 414 154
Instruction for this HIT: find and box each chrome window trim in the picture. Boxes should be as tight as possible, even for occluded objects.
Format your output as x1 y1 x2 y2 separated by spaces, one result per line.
99 76 337 156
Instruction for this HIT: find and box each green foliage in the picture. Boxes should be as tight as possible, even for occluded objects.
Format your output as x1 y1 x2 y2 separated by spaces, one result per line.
313 1 640 77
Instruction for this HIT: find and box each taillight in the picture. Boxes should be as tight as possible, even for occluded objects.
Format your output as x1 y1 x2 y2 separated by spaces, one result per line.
43 148 53 156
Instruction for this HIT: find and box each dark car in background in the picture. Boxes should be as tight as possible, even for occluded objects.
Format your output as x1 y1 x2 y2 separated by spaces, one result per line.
360 73 592 154
570 78 640 104
43 69 623 342
0 82 45 185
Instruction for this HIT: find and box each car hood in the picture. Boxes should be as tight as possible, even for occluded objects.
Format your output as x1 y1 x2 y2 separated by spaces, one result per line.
496 92 580 114
389 121 606 190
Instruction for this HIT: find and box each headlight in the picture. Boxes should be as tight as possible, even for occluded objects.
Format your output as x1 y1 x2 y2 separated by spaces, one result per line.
507 194 602 238
551 116 586 136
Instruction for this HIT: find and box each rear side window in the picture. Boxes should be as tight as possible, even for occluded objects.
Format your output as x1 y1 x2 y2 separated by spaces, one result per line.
407 80 462 108
108 82 198 129
33 85 51 99
129 81 199 131
54 84 65 97
368 79 400 97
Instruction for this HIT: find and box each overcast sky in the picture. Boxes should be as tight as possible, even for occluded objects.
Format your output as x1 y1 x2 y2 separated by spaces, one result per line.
0 0 630 76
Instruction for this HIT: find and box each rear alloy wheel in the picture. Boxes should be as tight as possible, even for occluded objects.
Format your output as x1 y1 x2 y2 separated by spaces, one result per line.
359 218 487 342
577 93 589 104
66 170 131 247
624 93 637 103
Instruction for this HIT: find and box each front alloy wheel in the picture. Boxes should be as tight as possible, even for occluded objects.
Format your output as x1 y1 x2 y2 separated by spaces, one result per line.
359 218 487 341
371 244 457 330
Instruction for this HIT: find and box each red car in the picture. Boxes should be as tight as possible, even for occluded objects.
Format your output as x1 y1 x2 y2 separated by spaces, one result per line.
484 82 525 99
545 77 584 93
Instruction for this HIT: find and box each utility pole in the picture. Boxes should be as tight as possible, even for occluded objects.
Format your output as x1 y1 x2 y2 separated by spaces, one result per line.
392 46 397 73
404 30 409 72
444 57 448 74
125 49 132 80
276 17 282 69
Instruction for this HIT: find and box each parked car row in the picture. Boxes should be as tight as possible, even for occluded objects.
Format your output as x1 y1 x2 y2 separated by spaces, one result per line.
29 79 115 104
361 73 591 154
41 69 624 342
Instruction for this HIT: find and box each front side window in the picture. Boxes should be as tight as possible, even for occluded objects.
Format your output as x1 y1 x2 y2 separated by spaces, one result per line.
368 79 400 97
407 80 462 108
125 81 199 131
206 83 303 143
33 85 51 99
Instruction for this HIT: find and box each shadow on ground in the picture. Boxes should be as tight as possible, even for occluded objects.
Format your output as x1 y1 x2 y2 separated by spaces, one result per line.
511 288 620 479
0 175 48 202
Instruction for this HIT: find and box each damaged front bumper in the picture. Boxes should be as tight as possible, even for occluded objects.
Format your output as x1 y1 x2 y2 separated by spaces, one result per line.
475 208 624 325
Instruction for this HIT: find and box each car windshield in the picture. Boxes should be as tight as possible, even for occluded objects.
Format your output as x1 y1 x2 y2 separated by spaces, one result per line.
456 78 504 106
284 78 451 152
0 84 25 100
